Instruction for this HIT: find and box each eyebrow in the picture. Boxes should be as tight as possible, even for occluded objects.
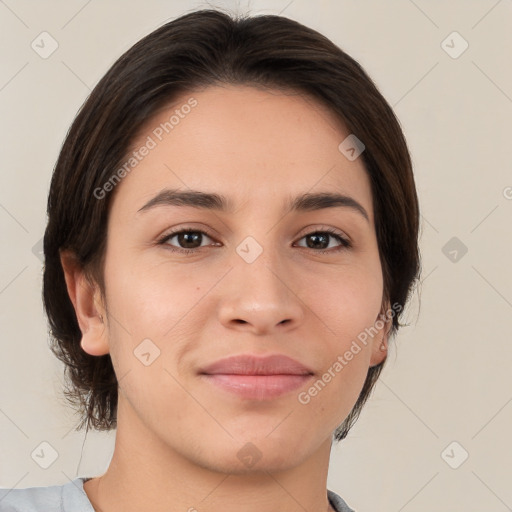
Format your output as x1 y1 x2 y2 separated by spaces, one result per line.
137 189 369 223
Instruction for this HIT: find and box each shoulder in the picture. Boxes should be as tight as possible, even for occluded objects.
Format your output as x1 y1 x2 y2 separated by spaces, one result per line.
1 480 352 512
0 477 95 512
328 489 356 512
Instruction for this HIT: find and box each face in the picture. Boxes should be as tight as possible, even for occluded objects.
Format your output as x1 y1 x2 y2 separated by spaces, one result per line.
71 84 389 474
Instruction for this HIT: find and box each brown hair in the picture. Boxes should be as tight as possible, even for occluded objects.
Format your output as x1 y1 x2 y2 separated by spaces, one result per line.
43 7 421 440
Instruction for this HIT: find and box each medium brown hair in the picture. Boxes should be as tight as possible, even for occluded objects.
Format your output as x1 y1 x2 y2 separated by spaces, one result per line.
43 7 421 440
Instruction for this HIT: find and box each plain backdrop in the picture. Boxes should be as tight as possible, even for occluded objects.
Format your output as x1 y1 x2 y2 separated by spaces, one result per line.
1 1 511 511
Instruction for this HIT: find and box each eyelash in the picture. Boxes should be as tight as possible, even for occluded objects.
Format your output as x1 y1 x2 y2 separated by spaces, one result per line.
156 226 352 255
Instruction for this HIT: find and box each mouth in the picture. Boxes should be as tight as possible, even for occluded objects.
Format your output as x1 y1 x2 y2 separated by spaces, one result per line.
198 354 315 400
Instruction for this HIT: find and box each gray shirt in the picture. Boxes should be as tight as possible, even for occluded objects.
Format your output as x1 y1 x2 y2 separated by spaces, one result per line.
0 477 355 511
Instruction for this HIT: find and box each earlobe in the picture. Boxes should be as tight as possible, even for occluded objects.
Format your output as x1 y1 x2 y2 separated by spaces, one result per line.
60 250 110 356
369 305 392 367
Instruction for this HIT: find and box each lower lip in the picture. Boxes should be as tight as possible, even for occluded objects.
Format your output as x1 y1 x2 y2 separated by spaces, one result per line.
200 374 314 400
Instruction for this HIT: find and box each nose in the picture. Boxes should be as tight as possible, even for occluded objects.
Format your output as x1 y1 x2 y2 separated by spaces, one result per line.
217 247 305 335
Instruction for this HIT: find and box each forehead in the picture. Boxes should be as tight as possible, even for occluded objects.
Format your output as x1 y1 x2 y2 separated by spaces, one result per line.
110 84 374 222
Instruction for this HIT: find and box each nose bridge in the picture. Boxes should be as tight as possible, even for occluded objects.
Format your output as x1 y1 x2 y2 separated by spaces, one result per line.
231 202 283 280
217 233 304 332
234 232 286 299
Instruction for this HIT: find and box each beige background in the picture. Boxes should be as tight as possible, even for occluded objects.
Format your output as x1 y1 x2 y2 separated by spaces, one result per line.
1 1 511 510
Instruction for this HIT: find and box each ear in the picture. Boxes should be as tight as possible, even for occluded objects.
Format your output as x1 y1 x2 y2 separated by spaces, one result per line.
369 301 393 367
60 250 110 356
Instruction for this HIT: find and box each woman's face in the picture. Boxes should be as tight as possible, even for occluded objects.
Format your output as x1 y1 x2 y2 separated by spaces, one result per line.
85 84 388 473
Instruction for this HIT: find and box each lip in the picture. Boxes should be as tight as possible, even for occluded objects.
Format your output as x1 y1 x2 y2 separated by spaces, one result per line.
199 354 315 400
199 354 314 376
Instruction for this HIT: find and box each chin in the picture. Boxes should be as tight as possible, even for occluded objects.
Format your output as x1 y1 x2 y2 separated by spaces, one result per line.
198 449 306 476
189 432 320 476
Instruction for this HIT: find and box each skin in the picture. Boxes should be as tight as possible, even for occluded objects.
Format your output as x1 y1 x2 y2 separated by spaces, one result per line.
61 84 390 512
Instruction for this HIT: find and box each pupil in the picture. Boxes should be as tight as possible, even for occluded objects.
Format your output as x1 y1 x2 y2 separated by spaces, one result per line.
179 232 201 248
308 233 328 249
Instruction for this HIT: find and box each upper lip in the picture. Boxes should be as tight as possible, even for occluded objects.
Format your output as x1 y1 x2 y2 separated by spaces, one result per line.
199 354 314 376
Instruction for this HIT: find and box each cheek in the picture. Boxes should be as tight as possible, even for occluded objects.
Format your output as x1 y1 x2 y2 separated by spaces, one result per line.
302 261 383 339
301 261 383 399
103 254 212 335
297 359 368 432
115 352 209 444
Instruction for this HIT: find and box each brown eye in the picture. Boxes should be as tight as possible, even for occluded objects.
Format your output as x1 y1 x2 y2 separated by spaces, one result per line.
295 230 351 253
158 229 217 253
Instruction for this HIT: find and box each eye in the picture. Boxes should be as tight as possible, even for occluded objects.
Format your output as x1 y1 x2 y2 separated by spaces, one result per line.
294 228 352 254
157 228 218 254
157 226 352 256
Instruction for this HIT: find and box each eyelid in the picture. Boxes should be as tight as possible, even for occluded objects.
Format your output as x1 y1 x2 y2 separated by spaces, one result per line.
295 224 351 243
157 223 218 241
